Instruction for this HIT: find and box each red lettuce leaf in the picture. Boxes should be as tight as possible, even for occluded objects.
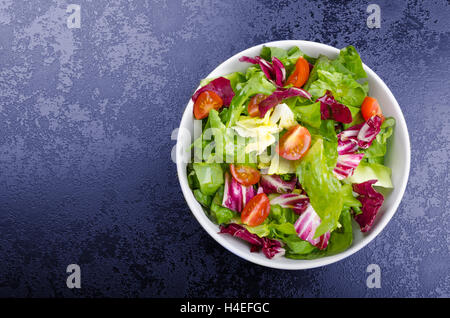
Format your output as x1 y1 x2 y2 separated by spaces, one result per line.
219 223 285 259
261 237 285 259
239 56 274 82
192 77 235 107
333 153 365 180
219 223 262 246
271 57 286 87
260 174 297 194
352 180 384 232
259 87 312 117
337 137 359 155
317 91 353 124
357 115 383 149
293 204 330 250
222 172 255 213
269 193 310 215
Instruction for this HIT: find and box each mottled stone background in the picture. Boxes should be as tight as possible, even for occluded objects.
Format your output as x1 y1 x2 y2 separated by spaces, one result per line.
0 0 448 297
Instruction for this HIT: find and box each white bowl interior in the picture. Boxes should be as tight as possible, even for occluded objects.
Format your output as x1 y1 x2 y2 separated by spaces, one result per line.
176 40 410 270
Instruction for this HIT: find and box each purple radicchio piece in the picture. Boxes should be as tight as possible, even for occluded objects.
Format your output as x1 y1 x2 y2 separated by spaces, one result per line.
260 174 297 194
333 153 365 180
259 87 312 117
222 172 256 213
191 77 235 107
352 179 384 232
219 224 285 259
293 204 330 250
269 193 310 215
316 91 353 124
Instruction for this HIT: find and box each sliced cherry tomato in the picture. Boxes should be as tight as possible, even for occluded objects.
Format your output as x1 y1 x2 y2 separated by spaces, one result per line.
241 193 271 227
230 164 261 186
247 94 267 117
193 91 223 120
361 96 384 122
277 125 311 160
286 57 310 88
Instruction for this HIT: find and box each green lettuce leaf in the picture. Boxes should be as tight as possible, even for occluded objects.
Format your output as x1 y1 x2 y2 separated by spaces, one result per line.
363 117 395 162
193 189 212 207
341 184 362 211
210 186 238 224
308 70 368 107
260 46 316 74
292 101 322 129
337 45 367 80
192 162 224 195
224 69 276 128
347 161 393 188
295 138 343 237
285 208 353 259
207 109 255 164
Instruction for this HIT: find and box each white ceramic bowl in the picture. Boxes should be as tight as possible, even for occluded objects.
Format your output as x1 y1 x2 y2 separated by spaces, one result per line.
176 40 410 270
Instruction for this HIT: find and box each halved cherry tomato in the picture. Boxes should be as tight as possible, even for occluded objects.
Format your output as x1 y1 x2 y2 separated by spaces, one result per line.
247 94 267 117
193 91 223 119
230 164 260 186
361 96 384 122
277 125 311 160
241 193 271 227
286 57 310 88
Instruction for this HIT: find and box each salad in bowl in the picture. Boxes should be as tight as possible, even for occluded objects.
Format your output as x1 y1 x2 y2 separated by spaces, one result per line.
184 43 399 261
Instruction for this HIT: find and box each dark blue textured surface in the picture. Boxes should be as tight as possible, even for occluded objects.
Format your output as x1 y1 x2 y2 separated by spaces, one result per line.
0 0 448 297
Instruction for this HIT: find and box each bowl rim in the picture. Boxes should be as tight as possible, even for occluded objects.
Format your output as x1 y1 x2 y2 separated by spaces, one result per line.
176 40 411 270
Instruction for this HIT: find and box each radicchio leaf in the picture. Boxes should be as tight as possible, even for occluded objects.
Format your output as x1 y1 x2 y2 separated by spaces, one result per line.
352 180 384 232
239 56 274 82
317 91 353 124
293 204 330 250
219 223 285 259
260 174 297 194
271 57 286 87
261 237 285 259
222 172 256 212
337 137 359 155
357 115 383 149
219 223 262 246
192 77 235 107
333 153 365 180
269 193 310 215
259 87 312 117
337 115 382 153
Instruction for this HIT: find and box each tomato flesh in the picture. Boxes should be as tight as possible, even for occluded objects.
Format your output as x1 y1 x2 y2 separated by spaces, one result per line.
241 193 271 227
247 94 267 117
286 57 310 88
230 164 260 186
277 125 311 160
193 91 223 119
361 96 384 122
